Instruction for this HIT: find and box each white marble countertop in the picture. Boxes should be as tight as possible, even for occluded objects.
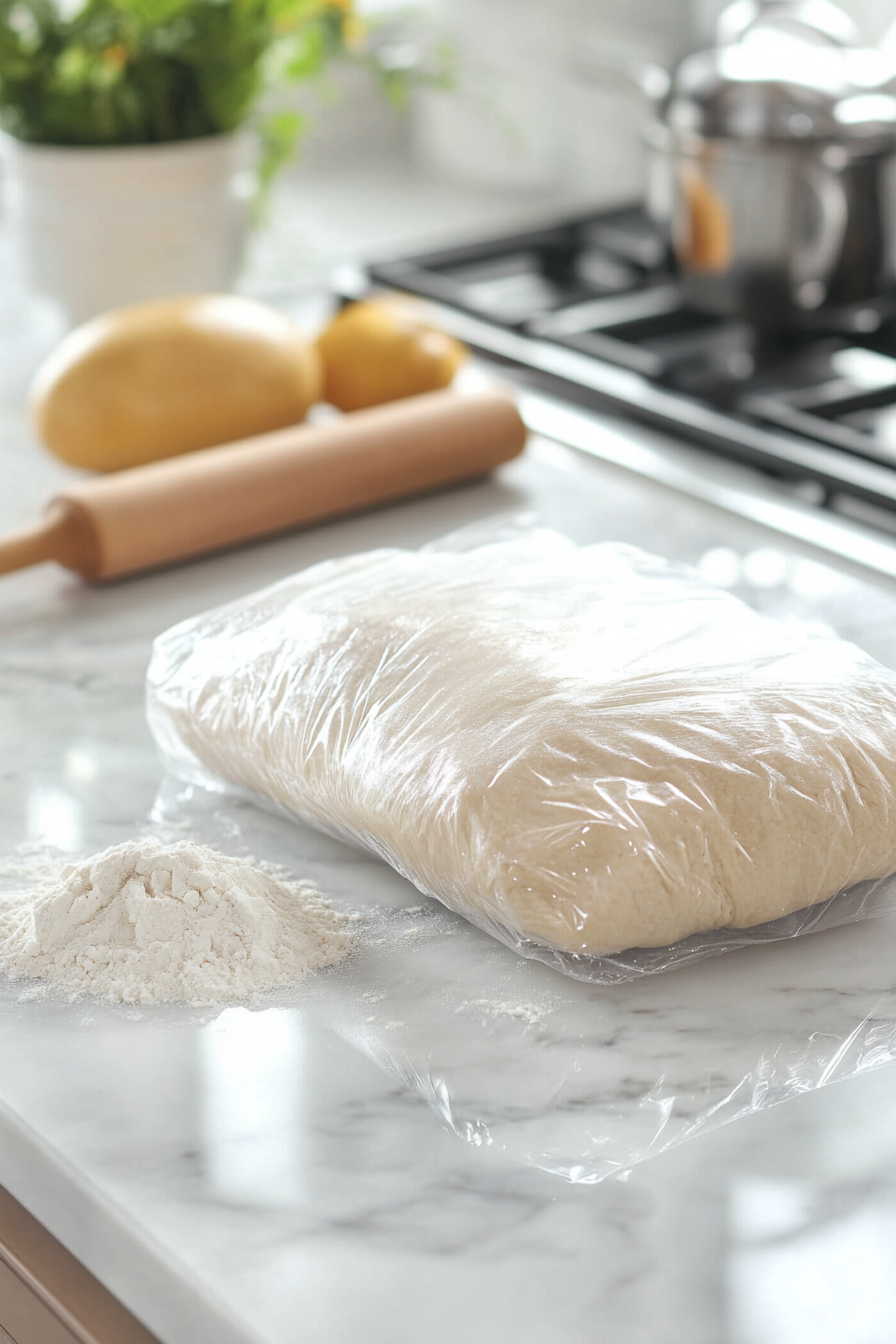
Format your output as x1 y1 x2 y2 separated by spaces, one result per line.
6 158 896 1344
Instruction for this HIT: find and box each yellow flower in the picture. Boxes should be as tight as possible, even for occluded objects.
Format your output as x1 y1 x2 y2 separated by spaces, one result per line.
341 12 366 51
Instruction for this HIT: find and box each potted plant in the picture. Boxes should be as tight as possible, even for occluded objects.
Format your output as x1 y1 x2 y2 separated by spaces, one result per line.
0 0 451 325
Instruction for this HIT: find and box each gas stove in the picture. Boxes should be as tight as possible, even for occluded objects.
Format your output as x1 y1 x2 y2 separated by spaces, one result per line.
335 204 896 582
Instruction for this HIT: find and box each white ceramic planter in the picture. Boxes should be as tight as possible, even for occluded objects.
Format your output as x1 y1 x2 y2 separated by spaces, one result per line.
1 133 255 327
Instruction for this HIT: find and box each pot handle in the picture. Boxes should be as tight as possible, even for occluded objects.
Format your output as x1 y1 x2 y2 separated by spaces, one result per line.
790 160 849 308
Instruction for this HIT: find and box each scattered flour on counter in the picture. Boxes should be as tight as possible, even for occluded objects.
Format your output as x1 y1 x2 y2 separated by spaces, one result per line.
0 839 353 1005
455 999 553 1027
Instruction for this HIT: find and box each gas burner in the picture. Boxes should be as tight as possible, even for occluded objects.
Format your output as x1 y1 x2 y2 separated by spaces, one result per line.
359 205 896 524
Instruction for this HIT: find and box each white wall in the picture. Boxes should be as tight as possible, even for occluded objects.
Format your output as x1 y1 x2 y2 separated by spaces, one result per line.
408 0 697 206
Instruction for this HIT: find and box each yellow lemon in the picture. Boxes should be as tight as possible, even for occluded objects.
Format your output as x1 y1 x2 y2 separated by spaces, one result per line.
316 296 467 413
30 293 323 473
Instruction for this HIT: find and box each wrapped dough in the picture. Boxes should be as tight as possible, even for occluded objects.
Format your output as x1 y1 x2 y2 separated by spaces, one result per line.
147 532 896 964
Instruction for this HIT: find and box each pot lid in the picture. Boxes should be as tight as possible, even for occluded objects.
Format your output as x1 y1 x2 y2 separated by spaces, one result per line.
666 0 896 143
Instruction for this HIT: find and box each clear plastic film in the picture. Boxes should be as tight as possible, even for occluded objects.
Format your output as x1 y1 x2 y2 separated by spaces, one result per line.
146 527 896 982
145 780 896 1184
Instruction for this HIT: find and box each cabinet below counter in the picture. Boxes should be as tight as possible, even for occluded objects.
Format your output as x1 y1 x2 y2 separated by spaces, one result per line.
0 1186 158 1344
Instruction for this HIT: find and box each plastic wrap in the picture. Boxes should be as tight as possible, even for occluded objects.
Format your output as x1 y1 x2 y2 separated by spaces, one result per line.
146 528 896 981
140 779 896 1184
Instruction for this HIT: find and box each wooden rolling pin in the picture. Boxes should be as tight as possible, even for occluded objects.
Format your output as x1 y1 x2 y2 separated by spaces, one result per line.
0 390 526 581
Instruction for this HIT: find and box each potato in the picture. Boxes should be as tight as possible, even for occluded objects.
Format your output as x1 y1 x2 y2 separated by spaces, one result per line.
316 296 466 412
30 294 322 472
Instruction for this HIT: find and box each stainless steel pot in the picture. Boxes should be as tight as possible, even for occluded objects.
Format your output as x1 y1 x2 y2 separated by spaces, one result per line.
655 0 896 327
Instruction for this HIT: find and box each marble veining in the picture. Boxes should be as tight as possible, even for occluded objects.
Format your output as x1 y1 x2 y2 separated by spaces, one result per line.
6 382 896 1341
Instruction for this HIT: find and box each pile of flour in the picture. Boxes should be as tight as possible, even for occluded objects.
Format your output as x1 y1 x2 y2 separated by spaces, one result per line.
0 840 353 1005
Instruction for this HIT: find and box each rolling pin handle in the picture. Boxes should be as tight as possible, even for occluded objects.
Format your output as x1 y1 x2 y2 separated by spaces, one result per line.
0 511 65 576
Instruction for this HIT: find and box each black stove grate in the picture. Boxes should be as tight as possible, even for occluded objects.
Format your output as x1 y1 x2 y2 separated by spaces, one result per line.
363 205 896 518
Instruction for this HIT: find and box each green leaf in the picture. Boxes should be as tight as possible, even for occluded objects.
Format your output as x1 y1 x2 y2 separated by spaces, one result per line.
108 0 195 26
253 104 304 218
279 23 324 81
